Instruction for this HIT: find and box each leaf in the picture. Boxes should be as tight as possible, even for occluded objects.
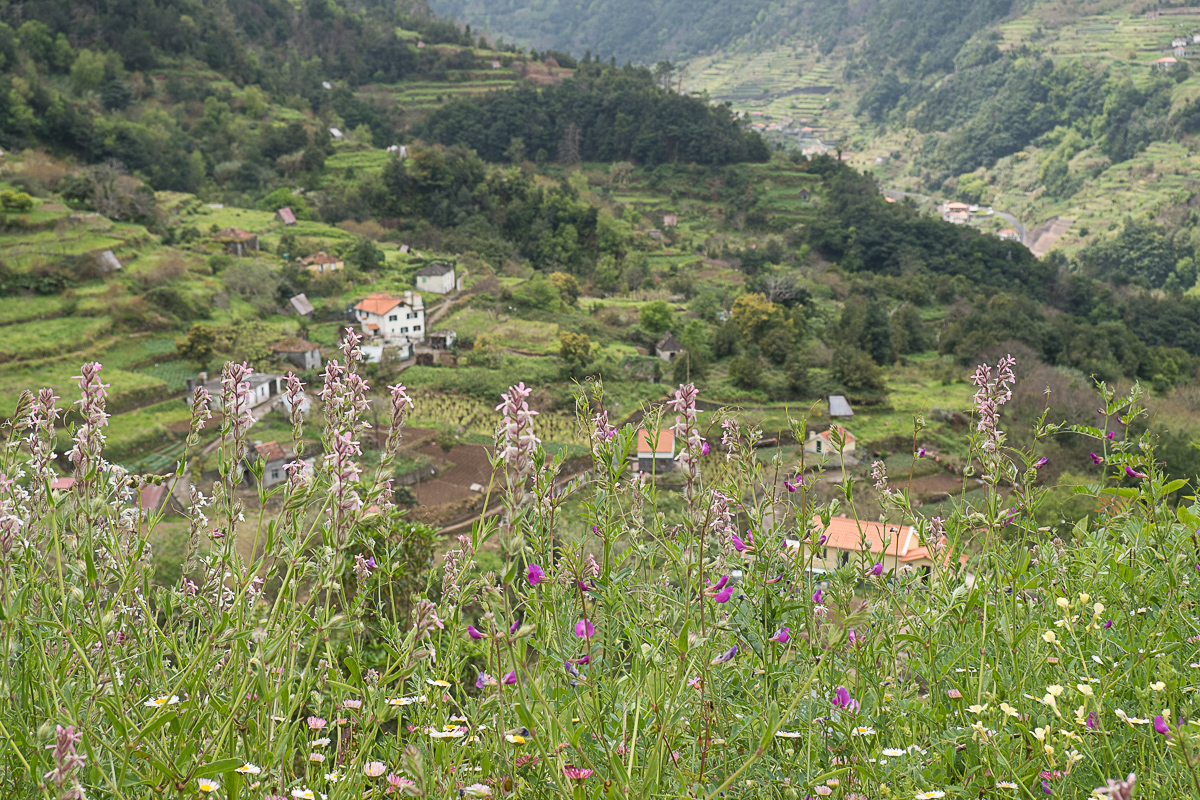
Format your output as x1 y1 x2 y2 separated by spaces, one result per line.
194 758 245 778
676 619 691 655
1163 479 1188 495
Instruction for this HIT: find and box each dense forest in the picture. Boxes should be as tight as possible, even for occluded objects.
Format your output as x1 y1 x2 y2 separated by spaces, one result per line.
422 62 771 166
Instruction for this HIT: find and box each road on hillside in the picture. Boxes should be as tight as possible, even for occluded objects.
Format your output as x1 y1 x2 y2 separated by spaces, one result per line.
881 188 1027 245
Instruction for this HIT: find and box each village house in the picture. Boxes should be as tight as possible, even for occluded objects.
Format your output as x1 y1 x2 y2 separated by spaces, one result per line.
329 127 343 140
429 330 457 349
353 292 425 343
636 429 675 474
806 515 963 576
1174 37 1189 48
271 338 322 371
1176 46 1188 58
386 145 409 157
656 332 684 362
300 252 344 274
996 228 1020 241
196 372 284 412
414 263 456 294
804 425 857 456
1157 56 1178 69
662 214 678 227
96 250 122 272
214 227 259 256
275 207 297 226
244 440 315 488
287 293 315 319
797 187 811 200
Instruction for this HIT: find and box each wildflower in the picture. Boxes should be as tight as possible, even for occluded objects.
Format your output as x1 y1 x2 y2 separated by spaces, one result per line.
1000 703 1019 718
1090 452 1103 465
575 619 594 639
1150 681 1165 692
563 766 593 781
882 748 904 757
342 699 362 710
914 791 946 799
1046 685 1064 697
309 753 326 762
775 730 802 738
502 671 517 685
732 531 753 553
996 782 1018 789
475 673 496 689
783 479 797 492
1041 780 1051 795
701 441 710 455
386 695 427 706
429 728 466 739
1154 716 1170 736
1086 712 1098 729
467 625 484 640
1125 465 1147 479
1094 774 1136 800
506 734 526 744
527 564 548 586
461 784 493 797
812 589 823 604
292 790 316 800
815 787 833 797
1042 631 1057 645
968 704 988 714
143 696 180 708
1034 457 1048 469
1056 597 1070 610
769 626 790 644
353 553 376 581
947 689 962 700
711 645 738 665
325 772 341 783
869 562 884 577
236 764 262 774
307 717 327 731
1076 684 1094 697
851 727 876 736
833 686 860 713
1103 620 1113 629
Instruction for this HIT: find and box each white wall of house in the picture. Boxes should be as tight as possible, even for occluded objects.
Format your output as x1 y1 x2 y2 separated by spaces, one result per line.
357 302 425 341
416 270 455 294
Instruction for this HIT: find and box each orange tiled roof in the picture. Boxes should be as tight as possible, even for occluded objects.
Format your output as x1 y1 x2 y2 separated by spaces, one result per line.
816 515 966 565
254 441 287 462
637 429 674 454
355 293 402 315
813 425 856 443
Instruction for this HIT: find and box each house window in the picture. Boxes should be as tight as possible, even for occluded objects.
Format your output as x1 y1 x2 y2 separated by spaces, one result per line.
407 312 418 319
839 551 850 567
413 325 421 331
271 470 280 480
400 327 409 333
389 314 398 321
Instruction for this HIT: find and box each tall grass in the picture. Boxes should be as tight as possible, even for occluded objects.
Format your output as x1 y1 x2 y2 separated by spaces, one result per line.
0 344 1196 798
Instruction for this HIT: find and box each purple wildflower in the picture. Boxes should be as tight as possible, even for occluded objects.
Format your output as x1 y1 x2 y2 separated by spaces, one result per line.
1094 775 1136 800
832 686 859 713
713 586 733 603
1086 712 1097 729
1125 465 1147 479
869 562 884 577
466 625 484 640
1103 620 1113 629
769 626 790 644
502 671 517 685
574 619 594 639
527 563 548 586
476 673 496 689
916 447 926 458
44 724 86 800
564 661 580 678
701 441 710 455
1042 779 1051 795
353 553 376 581
710 645 738 665
1154 715 1170 737
1035 456 1048 469
1090 452 1103 465
1106 430 1115 440
812 589 823 604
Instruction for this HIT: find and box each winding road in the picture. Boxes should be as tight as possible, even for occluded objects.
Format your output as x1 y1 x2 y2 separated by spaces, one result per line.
880 188 1027 245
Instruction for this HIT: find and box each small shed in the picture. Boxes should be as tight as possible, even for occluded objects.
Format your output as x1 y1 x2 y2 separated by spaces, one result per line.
276 207 297 226
636 429 675 474
656 332 684 362
288 293 315 318
647 229 662 240
492 60 502 69
301 251 344 274
386 145 408 158
271 338 322 371
96 250 122 272
329 127 343 140
430 330 457 350
662 214 678 227
798 187 810 200
828 395 854 419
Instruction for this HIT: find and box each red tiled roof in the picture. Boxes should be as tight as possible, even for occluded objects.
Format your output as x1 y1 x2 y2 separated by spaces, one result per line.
276 207 297 225
310 252 340 264
355 293 402 315
816 515 966 565
139 484 168 511
637 429 674 454
254 441 287 462
813 425 856 444
271 338 319 353
214 227 256 242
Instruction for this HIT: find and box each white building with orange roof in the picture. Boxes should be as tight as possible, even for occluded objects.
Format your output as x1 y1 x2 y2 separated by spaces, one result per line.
353 291 425 344
809 515 964 575
804 425 857 457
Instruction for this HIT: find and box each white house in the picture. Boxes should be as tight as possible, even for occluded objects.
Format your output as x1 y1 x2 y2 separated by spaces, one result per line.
414 263 456 294
198 373 283 412
804 426 857 456
353 292 425 343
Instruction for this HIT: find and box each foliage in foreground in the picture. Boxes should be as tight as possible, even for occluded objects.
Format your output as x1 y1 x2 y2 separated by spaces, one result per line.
3 339 1200 799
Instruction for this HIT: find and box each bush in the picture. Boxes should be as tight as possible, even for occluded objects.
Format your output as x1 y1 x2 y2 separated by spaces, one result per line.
831 346 886 393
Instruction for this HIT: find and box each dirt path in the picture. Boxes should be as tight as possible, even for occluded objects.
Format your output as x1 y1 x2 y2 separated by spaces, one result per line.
1027 217 1073 258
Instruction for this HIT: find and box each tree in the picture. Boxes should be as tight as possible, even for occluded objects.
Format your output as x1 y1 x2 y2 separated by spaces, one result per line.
760 325 796 365
559 330 593 375
511 275 561 311
352 239 384 271
831 347 886 394
731 293 782 340
549 272 580 307
861 300 894 365
639 300 675 336
784 353 810 397
176 324 216 370
257 188 312 220
672 348 707 382
891 303 932 354
728 354 762 388
0 191 34 212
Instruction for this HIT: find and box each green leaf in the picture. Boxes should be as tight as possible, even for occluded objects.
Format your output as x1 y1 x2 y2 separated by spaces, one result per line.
1163 479 1188 495
194 758 245 778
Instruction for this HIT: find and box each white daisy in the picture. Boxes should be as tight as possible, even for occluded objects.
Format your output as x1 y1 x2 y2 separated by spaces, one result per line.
197 778 220 793
851 727 876 736
235 764 261 774
143 695 180 708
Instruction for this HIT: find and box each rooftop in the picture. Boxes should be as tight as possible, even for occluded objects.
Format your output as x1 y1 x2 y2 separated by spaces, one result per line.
355 293 404 315
637 429 675 454
657 332 684 352
828 395 853 417
271 338 319 353
416 263 454 277
253 441 287 462
214 227 256 242
276 207 297 225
